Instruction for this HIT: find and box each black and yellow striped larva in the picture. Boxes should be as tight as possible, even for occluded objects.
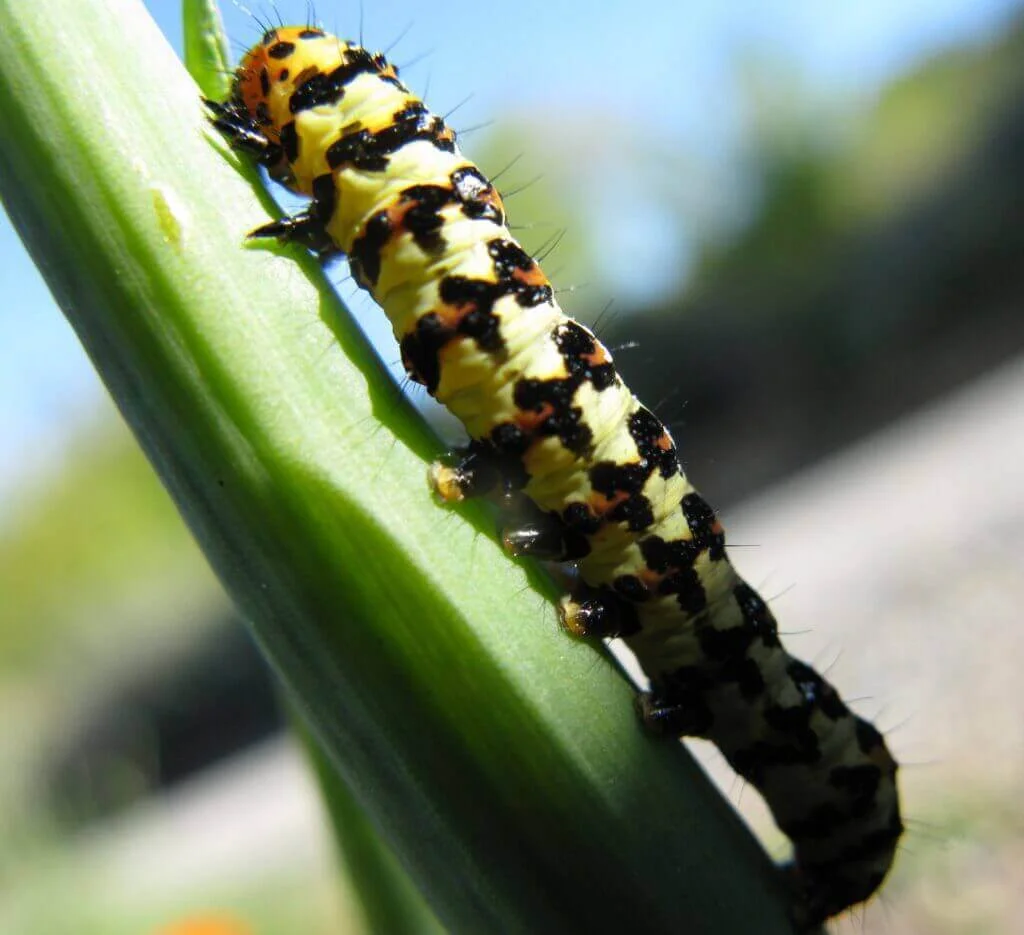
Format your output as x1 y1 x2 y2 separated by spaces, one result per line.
206 24 902 927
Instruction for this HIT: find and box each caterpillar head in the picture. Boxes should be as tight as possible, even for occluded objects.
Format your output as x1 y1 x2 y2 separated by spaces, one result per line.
230 26 334 143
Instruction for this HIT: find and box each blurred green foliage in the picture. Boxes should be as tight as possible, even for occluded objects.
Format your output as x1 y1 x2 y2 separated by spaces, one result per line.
0 422 219 670
619 15 1024 503
699 18 1024 285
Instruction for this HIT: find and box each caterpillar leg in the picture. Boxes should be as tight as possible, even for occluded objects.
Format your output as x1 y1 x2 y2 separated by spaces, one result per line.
245 174 341 259
203 99 283 166
502 519 571 560
430 445 596 564
557 587 635 639
205 100 339 259
428 443 504 503
246 210 338 258
635 690 713 739
501 507 593 562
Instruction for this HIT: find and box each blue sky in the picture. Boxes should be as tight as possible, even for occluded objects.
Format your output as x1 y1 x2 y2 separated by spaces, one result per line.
2 0 1022 504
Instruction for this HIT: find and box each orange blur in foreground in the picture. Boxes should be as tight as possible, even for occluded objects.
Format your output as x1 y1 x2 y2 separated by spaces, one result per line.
154 917 251 935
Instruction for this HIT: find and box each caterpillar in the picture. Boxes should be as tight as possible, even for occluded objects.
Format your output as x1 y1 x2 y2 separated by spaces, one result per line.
206 24 902 928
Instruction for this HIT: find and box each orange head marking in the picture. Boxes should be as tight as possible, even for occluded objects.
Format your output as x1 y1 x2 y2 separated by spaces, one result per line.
231 26 347 143
153 916 251 935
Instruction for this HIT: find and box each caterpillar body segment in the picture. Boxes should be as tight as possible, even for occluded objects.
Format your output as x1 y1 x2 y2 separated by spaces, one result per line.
210 25 902 927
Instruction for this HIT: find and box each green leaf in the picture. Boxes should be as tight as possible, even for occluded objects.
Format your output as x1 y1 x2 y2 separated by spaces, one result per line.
298 712 447 935
182 0 231 100
0 0 803 932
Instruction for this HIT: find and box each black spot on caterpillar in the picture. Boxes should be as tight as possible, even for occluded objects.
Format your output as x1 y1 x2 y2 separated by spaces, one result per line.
206 24 902 927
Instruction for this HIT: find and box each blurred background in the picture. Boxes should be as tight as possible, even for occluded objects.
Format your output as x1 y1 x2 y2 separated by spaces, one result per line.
2 0 1023 932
